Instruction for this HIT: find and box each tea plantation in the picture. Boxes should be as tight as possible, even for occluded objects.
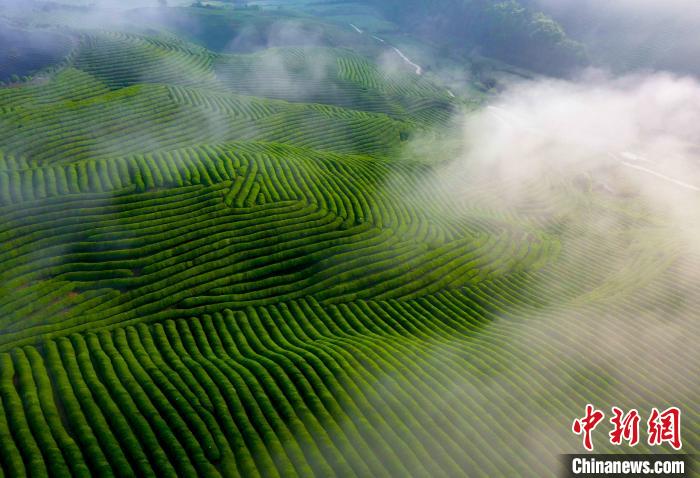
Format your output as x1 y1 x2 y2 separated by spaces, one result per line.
0 5 697 477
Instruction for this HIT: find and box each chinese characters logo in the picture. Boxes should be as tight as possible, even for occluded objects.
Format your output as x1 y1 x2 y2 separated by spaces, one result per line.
572 404 681 451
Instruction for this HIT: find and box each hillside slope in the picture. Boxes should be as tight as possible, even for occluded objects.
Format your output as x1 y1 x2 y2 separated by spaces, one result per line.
0 5 697 477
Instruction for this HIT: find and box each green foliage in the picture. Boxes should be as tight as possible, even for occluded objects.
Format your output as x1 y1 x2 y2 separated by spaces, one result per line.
0 8 695 478
360 0 587 75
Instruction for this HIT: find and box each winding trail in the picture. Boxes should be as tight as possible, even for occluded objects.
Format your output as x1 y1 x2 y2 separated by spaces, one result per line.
620 161 700 191
347 26 422 76
349 23 363 34
620 151 653 164
392 47 422 75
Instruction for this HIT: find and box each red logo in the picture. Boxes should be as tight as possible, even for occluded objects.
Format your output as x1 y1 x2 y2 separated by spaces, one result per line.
647 407 682 450
572 405 682 451
572 404 606 451
609 407 640 446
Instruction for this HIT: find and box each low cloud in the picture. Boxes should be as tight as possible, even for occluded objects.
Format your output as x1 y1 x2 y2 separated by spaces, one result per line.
426 71 700 228
394 69 700 464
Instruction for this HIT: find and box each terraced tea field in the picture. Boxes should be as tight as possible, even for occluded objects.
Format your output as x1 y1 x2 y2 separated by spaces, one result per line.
0 5 698 477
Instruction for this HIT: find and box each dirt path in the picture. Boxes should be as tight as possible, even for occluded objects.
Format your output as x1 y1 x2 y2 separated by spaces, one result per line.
392 47 422 75
620 161 700 191
349 23 363 34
